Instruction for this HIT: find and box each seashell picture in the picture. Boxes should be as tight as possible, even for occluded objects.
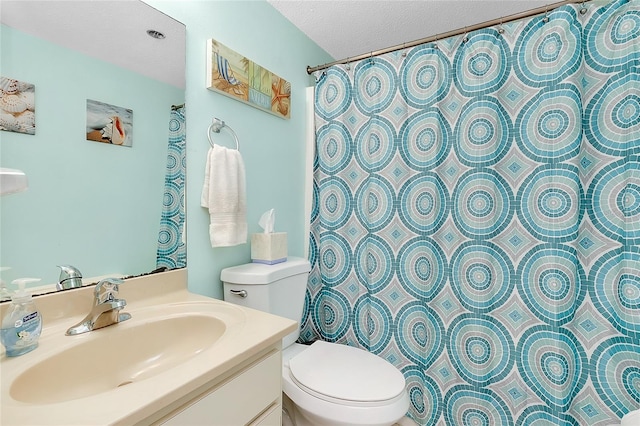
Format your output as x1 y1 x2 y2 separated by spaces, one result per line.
86 99 133 147
0 76 36 135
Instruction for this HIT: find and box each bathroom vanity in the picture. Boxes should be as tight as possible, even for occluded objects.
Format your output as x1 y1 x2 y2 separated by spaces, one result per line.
0 269 296 425
156 346 282 425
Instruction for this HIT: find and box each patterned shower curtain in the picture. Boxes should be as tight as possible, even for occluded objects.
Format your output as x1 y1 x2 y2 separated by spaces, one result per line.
156 105 186 269
302 1 640 424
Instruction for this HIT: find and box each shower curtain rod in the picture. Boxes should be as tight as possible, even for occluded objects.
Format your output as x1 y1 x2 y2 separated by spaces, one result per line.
306 0 592 74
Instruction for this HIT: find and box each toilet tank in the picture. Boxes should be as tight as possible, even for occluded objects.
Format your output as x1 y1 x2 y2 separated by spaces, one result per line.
221 257 311 348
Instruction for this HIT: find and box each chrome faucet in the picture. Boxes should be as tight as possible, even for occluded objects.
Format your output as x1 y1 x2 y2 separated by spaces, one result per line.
66 278 131 336
57 264 83 290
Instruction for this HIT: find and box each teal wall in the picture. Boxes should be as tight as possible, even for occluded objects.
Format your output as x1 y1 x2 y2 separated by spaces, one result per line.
1 25 184 285
147 1 333 299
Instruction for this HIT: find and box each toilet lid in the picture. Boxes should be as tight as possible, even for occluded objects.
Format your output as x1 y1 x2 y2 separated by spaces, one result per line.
288 341 405 403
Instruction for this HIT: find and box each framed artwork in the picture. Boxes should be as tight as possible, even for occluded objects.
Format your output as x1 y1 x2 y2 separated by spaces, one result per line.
206 39 291 119
0 77 35 135
86 99 133 147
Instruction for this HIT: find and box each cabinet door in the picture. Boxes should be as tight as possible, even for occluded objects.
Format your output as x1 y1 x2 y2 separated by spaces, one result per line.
162 351 281 425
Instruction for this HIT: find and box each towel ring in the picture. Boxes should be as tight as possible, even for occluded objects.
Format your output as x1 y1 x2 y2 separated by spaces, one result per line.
207 117 239 150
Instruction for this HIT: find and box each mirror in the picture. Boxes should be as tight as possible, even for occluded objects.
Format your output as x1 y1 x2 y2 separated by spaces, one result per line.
0 1 186 297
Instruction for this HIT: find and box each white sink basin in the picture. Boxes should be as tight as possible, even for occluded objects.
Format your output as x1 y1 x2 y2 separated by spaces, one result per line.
9 302 244 404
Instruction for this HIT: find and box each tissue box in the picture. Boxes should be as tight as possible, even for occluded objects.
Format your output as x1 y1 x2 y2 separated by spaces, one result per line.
251 232 287 264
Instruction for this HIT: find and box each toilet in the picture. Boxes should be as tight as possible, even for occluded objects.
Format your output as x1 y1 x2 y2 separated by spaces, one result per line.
221 257 410 426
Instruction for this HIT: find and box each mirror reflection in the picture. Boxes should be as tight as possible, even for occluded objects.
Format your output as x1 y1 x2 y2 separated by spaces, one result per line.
0 1 186 298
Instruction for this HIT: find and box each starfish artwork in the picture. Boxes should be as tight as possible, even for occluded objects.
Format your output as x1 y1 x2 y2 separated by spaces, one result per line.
271 77 291 118
207 39 291 119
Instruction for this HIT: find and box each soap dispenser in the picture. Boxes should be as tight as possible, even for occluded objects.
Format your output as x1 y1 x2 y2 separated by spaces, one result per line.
0 267 11 301
0 279 10 301
1 278 42 357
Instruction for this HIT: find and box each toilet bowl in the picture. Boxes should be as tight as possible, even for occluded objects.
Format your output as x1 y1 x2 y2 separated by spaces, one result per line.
281 342 410 426
221 258 410 426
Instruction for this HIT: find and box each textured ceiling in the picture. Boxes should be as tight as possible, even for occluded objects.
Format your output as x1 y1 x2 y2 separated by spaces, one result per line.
3 0 554 85
268 0 550 65
1 0 185 89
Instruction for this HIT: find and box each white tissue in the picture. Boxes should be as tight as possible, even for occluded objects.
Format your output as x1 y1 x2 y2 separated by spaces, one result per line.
259 208 275 234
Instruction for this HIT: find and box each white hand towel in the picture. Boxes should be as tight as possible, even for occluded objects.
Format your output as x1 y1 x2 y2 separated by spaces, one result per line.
201 145 247 247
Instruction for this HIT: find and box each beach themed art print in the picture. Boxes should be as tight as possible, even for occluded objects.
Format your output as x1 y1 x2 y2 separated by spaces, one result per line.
0 76 35 135
206 39 291 119
86 99 133 147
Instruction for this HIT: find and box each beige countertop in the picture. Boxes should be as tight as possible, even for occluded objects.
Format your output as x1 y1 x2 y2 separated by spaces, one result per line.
0 269 297 425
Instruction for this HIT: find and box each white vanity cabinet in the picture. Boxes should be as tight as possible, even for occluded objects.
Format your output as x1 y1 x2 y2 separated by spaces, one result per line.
154 346 283 426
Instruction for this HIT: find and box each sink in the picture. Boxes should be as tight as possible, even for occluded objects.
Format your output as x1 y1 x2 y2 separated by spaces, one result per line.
1 270 298 426
10 306 234 404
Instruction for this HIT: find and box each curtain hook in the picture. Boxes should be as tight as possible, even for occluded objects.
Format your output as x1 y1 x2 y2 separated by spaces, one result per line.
401 43 407 58
579 1 588 14
345 57 351 71
369 51 374 64
498 18 505 34
462 27 468 43
433 34 439 50
542 5 550 23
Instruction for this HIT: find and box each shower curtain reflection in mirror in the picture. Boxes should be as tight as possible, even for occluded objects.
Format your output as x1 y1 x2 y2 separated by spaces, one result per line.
156 105 186 269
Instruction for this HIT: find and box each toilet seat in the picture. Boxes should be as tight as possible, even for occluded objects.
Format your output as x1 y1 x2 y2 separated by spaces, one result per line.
288 341 406 405
282 342 410 426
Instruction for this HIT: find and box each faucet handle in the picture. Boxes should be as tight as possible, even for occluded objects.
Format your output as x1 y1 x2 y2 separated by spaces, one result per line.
94 278 124 304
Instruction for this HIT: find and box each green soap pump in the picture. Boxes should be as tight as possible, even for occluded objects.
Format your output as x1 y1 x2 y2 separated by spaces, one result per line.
0 278 42 357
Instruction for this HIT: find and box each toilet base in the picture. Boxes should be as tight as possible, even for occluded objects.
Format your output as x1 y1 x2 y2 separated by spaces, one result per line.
282 392 405 426
283 393 309 426
283 393 345 426
282 394 296 426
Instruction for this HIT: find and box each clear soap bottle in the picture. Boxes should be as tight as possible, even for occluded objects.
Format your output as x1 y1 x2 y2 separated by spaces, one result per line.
0 266 11 301
0 278 42 357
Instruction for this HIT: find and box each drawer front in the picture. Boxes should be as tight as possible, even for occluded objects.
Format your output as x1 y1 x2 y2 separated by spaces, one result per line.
163 350 281 425
250 403 281 426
